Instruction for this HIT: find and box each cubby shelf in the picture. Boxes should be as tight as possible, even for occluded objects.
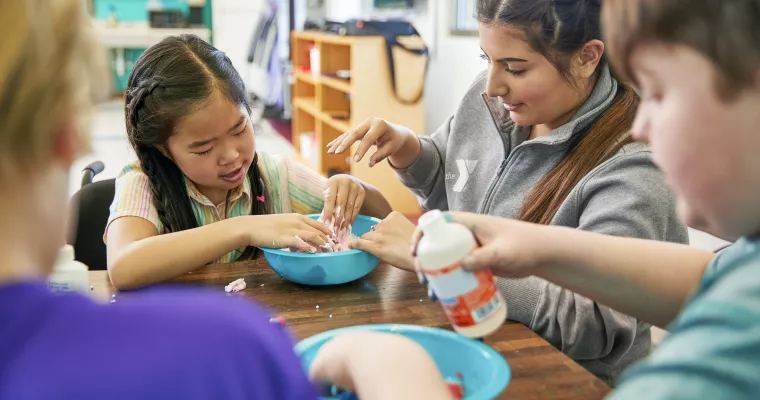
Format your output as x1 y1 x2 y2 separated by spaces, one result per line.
291 30 426 214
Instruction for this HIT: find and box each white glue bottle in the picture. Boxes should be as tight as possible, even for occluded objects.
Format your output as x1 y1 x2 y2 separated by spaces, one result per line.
415 210 507 338
48 245 89 294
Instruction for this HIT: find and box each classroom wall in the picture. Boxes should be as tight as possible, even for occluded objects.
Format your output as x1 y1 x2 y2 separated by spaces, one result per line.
422 2 483 133
212 0 268 76
324 0 363 23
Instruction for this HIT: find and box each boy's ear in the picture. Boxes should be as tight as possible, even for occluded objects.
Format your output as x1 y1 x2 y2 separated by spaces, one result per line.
754 68 760 91
52 121 83 168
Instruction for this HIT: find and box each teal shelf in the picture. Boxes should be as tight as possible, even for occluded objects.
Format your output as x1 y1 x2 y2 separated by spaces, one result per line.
95 0 188 22
109 48 147 93
93 0 213 33
96 0 214 92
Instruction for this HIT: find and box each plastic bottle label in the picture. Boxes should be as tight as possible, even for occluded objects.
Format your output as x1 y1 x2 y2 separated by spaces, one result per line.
48 282 73 292
423 256 503 328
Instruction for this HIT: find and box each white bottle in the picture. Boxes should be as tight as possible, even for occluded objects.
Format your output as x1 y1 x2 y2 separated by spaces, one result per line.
48 245 90 294
309 45 321 79
416 210 507 338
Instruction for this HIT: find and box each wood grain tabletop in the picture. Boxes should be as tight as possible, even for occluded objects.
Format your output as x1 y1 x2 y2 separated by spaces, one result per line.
89 257 610 399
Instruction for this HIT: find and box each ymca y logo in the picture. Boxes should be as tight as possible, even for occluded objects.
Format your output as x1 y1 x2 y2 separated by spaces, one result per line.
447 159 478 192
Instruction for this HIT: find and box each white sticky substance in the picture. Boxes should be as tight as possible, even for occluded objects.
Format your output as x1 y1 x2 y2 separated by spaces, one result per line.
282 214 358 253
225 278 246 293
291 235 317 253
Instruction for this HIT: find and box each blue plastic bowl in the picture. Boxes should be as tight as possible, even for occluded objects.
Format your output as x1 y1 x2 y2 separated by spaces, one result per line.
260 214 380 285
296 324 511 400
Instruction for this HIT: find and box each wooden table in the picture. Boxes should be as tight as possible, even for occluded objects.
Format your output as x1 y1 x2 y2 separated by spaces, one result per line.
89 258 610 400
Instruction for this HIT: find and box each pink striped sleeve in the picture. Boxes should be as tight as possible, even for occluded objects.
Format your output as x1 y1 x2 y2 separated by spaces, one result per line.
282 156 327 215
104 161 160 242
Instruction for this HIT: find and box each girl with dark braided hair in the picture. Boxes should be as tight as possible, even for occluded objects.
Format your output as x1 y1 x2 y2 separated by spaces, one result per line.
105 35 391 290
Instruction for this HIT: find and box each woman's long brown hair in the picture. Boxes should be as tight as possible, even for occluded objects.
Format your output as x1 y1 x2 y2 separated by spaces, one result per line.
477 0 639 224
518 85 638 224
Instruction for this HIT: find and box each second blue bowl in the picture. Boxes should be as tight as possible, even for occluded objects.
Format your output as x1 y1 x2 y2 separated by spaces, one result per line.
296 324 511 400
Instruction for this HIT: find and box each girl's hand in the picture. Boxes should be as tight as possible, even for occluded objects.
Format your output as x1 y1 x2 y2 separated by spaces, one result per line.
350 211 416 271
322 174 365 230
410 212 554 279
326 117 419 169
247 214 332 253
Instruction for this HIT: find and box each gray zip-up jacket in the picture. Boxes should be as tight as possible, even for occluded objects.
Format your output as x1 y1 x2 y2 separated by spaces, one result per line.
395 65 689 384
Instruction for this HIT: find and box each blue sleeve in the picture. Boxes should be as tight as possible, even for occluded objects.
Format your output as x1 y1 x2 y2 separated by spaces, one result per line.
609 251 760 399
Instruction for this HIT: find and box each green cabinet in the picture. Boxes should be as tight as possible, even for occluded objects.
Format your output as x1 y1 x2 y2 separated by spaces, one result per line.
109 48 147 93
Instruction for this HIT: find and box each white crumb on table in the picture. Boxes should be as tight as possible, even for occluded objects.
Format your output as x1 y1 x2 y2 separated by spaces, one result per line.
225 278 246 293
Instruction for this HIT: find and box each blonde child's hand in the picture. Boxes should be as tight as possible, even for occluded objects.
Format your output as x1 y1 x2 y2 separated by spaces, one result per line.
411 212 552 279
247 214 332 253
350 211 416 271
326 117 418 169
309 331 452 399
322 174 365 230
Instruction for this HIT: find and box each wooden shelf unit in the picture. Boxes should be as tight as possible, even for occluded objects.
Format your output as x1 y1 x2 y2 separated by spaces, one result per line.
290 30 426 215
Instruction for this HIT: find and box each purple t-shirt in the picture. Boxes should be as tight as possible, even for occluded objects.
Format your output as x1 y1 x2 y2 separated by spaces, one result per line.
0 281 318 399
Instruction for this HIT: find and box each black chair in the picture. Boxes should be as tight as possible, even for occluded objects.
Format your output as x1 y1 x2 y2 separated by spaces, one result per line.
66 161 115 271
